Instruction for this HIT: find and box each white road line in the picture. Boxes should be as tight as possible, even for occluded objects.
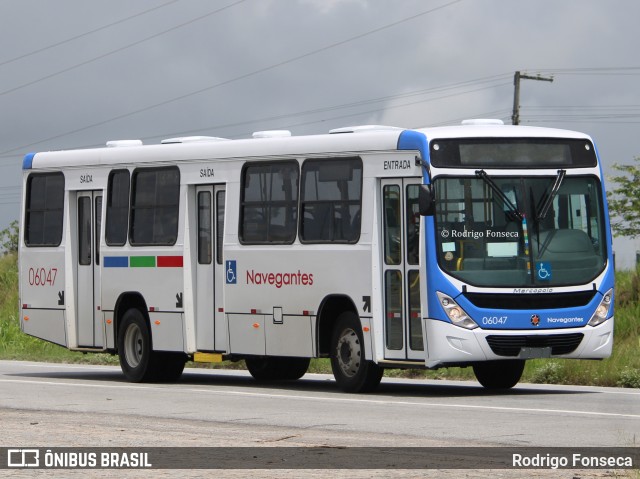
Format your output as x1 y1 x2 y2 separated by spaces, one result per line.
7 361 640 395
1 377 638 420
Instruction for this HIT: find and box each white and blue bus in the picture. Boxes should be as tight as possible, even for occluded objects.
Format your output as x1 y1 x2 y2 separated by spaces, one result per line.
19 120 614 392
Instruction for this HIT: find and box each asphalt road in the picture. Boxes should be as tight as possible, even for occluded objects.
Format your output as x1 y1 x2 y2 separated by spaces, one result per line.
0 360 638 477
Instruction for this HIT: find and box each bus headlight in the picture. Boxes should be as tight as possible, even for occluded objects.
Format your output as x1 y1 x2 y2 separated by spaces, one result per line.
436 292 478 330
588 289 613 327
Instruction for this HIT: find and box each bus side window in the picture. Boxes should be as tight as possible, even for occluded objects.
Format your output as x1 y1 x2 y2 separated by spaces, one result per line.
24 172 65 247
300 157 362 244
197 191 212 264
105 169 130 246
130 166 180 246
239 161 298 244
216 190 225 264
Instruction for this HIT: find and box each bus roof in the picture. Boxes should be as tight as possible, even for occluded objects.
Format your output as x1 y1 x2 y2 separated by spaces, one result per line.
417 123 593 141
23 121 593 170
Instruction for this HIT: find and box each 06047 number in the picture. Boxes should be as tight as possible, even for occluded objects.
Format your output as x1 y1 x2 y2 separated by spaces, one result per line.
28 267 58 286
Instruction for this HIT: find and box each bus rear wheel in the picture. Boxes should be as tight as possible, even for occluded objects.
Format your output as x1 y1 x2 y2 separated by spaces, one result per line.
246 356 310 381
118 308 154 382
330 312 383 393
472 360 525 389
117 308 185 383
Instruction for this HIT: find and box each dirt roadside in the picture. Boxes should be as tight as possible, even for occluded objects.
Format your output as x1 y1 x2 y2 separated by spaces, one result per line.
0 407 629 479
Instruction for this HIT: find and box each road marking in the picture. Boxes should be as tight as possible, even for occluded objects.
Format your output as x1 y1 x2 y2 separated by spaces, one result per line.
1 377 639 420
9 362 640 396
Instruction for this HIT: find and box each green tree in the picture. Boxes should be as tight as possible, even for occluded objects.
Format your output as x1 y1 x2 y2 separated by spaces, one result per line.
0 220 19 254
607 157 640 237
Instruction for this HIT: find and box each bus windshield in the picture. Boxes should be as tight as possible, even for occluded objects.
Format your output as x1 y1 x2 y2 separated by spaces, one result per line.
434 174 607 287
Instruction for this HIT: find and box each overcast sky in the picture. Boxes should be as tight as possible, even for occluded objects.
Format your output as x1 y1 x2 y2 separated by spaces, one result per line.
1 0 639 265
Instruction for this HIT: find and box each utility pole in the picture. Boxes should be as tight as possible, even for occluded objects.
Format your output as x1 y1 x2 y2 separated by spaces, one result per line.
511 71 554 125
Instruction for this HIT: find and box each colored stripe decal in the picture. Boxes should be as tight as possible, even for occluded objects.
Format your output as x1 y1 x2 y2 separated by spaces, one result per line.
130 256 156 268
157 256 183 267
104 256 128 268
103 255 184 268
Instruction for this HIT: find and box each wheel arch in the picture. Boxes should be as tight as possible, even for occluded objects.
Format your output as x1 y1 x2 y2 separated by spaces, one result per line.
316 294 359 357
113 292 150 351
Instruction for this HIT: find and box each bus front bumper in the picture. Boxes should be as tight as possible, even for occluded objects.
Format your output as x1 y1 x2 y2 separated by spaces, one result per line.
423 317 614 368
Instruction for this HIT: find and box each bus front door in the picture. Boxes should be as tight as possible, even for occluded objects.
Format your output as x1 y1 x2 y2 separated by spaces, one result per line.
195 185 226 351
76 190 103 347
381 178 423 361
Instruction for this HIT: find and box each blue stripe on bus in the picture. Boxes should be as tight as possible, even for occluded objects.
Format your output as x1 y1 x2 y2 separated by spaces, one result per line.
104 256 129 268
397 130 427 153
23 152 36 170
397 130 430 183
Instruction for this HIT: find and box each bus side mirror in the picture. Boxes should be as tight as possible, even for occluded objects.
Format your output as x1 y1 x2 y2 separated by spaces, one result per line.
418 184 435 216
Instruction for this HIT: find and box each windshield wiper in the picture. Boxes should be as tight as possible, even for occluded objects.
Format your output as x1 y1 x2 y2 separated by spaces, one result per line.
536 169 566 221
475 170 523 220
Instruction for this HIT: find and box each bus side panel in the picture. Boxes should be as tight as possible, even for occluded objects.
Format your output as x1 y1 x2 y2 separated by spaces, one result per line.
149 312 185 352
22 309 67 347
20 249 67 347
228 314 266 355
101 249 186 352
224 248 371 358
265 314 314 357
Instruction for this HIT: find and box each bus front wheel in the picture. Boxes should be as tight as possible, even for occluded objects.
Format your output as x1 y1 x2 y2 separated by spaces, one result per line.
330 312 383 393
472 360 525 389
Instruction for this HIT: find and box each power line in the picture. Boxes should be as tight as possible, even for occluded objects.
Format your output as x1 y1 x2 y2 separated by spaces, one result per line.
525 105 640 110
0 0 247 97
222 81 510 138
0 72 510 159
239 81 513 138
534 67 640 76
521 104 640 123
0 0 464 157
141 73 511 141
0 0 180 68
413 109 513 129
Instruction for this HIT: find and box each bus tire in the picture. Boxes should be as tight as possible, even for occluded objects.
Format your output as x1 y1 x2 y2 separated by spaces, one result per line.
117 308 158 382
246 356 310 381
330 312 383 393
472 360 525 389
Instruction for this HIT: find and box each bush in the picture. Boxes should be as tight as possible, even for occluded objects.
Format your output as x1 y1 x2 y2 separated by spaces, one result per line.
617 368 640 389
529 361 564 384
0 220 18 255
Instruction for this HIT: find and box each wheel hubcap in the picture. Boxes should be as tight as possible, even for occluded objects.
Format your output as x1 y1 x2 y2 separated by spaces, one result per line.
336 328 361 378
124 323 143 368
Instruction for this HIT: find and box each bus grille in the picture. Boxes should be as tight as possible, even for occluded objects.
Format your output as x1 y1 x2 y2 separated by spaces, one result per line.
485 333 584 357
464 291 595 310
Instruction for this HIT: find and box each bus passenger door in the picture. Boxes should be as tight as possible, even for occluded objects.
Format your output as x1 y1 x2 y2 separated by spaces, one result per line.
381 179 423 361
195 185 226 351
76 191 103 347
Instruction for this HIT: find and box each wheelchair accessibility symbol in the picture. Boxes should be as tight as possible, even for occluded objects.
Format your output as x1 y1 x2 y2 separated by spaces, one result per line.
226 260 237 284
536 262 552 281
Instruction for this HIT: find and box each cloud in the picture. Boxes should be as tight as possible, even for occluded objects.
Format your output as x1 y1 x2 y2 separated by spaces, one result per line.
1 0 639 266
